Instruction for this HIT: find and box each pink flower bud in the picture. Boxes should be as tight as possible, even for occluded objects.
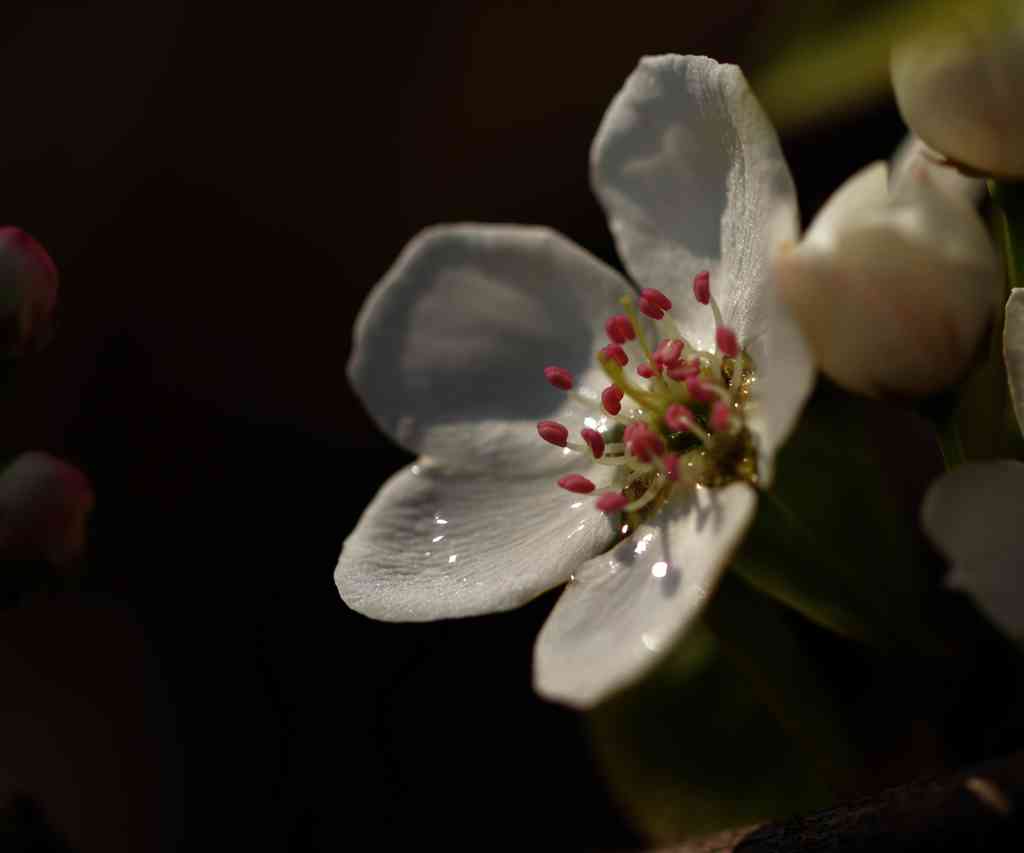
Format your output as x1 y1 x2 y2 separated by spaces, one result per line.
0 228 59 358
0 452 94 568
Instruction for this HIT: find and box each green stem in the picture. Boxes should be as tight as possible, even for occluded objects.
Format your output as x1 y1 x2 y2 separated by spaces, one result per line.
989 180 1024 292
704 573 864 796
936 411 966 470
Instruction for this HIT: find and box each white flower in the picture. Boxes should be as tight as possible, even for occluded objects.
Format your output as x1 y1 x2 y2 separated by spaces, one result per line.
922 288 1024 645
776 144 1001 397
891 7 1024 177
335 55 814 708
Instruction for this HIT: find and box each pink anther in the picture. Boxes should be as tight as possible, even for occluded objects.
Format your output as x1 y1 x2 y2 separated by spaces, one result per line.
638 296 664 320
654 338 684 367
710 401 732 433
596 492 629 513
636 362 660 379
662 452 680 482
624 422 664 461
605 314 635 344
667 360 700 381
543 365 573 390
581 427 606 459
693 270 710 305
558 473 596 494
686 375 715 403
640 288 672 311
600 344 628 366
537 420 569 447
665 403 695 433
601 385 624 415
716 326 739 358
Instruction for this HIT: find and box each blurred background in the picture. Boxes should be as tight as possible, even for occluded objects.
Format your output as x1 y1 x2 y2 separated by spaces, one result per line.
0 2 909 850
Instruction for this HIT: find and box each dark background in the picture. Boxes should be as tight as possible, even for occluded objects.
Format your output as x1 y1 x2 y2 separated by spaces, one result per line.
0 3 905 850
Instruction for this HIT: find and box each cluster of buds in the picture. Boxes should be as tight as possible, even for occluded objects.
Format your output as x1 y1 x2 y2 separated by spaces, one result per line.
536 271 758 525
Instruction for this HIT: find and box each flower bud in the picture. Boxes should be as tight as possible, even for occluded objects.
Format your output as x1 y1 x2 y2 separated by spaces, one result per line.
0 227 59 358
0 452 95 568
776 160 1001 397
891 10 1024 177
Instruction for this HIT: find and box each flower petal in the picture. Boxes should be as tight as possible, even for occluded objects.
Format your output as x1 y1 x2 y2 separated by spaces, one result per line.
533 482 757 709
922 460 1024 644
336 457 617 621
1004 289 1024 436
349 224 630 473
743 293 815 486
890 135 985 206
591 54 799 349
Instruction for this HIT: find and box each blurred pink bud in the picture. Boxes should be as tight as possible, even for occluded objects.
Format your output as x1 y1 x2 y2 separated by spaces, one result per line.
0 227 59 358
0 452 94 568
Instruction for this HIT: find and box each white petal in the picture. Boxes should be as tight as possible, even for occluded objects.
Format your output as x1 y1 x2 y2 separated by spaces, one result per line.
591 54 799 350
533 482 757 708
743 293 816 486
892 13 1024 177
890 135 985 206
336 458 616 621
1004 289 1024 436
349 224 630 473
922 460 1024 644
802 162 888 251
778 160 1001 397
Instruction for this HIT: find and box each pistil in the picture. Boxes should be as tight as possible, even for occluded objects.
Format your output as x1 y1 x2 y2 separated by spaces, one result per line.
537 270 757 524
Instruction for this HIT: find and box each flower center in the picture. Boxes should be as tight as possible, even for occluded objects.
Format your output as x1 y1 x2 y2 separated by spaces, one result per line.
537 271 758 532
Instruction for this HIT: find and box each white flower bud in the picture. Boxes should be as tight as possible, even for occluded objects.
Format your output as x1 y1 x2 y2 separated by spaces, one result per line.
776 159 1001 397
0 227 59 358
891 11 1024 177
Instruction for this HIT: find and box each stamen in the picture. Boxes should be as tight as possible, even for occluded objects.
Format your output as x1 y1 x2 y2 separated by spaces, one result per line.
667 360 700 381
600 344 628 366
710 401 732 433
558 474 596 494
596 492 629 513
662 452 680 482
653 338 684 368
544 365 573 390
601 385 624 415
665 403 711 444
537 420 569 447
636 363 660 379
665 403 695 433
605 315 635 344
693 270 710 305
685 376 716 403
625 476 665 512
580 427 605 459
716 326 739 358
640 288 672 311
638 296 665 320
624 422 664 461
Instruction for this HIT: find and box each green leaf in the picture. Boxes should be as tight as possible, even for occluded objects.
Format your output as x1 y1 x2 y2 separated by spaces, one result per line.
735 381 948 654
